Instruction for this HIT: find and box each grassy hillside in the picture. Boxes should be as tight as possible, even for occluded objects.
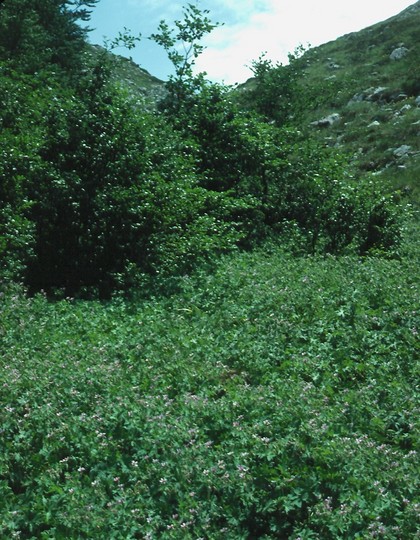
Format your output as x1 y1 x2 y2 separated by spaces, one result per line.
301 1 419 187
237 2 420 199
84 44 167 110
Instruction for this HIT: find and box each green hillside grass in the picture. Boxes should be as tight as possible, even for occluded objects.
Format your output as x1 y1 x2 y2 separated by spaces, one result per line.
238 1 420 193
84 44 167 109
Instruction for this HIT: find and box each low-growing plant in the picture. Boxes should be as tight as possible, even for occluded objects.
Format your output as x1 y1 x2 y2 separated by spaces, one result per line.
0 233 418 538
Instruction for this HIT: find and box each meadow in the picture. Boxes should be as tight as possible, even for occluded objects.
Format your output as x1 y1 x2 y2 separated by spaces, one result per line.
1 235 418 538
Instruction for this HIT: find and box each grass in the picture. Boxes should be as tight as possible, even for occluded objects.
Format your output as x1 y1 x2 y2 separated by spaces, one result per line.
1 225 419 538
274 2 420 180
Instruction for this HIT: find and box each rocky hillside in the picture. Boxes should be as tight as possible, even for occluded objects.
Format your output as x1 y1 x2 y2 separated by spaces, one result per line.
297 1 420 181
85 44 167 110
237 1 419 194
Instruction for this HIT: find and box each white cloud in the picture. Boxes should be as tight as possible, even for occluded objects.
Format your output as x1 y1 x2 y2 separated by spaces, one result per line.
194 0 416 84
88 0 415 83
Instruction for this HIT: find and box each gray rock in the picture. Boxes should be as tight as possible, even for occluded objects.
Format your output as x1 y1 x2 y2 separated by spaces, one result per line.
348 92 365 105
393 145 412 158
348 87 389 105
390 47 409 60
400 104 412 113
368 121 381 128
415 96 420 107
310 113 341 128
390 92 408 102
367 87 388 101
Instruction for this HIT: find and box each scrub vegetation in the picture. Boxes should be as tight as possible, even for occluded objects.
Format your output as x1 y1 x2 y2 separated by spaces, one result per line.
0 1 418 538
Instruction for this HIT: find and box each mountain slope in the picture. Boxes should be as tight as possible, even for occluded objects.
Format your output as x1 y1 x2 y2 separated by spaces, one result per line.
236 1 419 189
297 0 420 177
85 44 166 109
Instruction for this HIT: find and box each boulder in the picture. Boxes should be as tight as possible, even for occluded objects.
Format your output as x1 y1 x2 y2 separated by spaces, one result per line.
348 87 388 105
390 47 409 60
400 104 412 113
367 87 388 101
348 92 365 105
390 92 408 102
393 145 411 158
310 113 341 128
415 96 420 107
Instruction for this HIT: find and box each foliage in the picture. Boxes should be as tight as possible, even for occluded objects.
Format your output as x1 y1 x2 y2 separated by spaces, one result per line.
151 2 220 114
0 3 418 537
245 47 308 126
1 236 418 538
151 5 405 257
0 0 98 76
0 65 52 281
0 1 409 297
158 77 404 255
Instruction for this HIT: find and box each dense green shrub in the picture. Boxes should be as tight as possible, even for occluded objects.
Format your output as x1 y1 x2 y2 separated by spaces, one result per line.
0 62 231 294
0 61 404 294
1 241 418 538
0 2 408 297
158 72 404 256
244 49 307 126
0 65 50 281
25 76 247 295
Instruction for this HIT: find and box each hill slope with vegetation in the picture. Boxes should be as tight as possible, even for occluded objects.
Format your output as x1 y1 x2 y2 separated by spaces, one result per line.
0 1 419 538
238 1 420 198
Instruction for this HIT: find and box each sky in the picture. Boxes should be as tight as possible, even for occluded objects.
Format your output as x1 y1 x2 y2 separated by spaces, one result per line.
84 0 416 84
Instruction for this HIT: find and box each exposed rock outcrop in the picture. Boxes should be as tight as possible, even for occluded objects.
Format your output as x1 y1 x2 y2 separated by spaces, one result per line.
393 145 412 158
310 113 341 128
389 46 409 60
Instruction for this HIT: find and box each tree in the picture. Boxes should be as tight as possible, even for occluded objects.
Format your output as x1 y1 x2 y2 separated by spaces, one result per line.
151 2 220 114
0 0 98 74
246 47 307 126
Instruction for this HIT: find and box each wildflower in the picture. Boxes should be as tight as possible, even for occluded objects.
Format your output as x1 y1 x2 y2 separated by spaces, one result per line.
323 497 332 511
